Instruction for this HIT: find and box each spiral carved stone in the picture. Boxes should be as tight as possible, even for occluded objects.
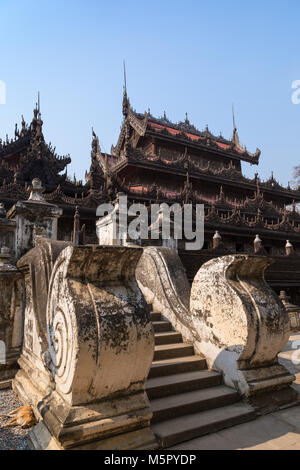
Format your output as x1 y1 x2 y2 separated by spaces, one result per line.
46 245 154 405
48 307 76 394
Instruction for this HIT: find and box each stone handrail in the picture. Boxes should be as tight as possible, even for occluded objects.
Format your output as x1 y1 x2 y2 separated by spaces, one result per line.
136 246 194 344
137 247 295 401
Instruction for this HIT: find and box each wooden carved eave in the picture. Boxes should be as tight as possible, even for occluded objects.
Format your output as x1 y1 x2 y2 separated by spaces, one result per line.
43 185 103 208
112 110 148 157
111 149 300 202
145 125 260 164
144 113 261 162
0 182 28 199
127 110 148 137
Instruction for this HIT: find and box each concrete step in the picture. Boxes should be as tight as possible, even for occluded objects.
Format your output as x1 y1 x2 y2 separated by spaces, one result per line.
153 321 172 333
146 370 222 400
152 402 255 448
151 385 240 423
149 356 207 378
151 312 162 322
154 343 194 361
154 331 182 346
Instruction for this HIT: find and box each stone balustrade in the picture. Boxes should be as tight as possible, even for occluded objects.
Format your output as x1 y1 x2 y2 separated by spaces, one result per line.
137 247 296 408
13 239 156 450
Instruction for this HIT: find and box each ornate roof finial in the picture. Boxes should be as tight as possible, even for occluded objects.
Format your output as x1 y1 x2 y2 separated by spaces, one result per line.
123 60 127 95
91 127 100 156
232 104 241 148
232 103 237 132
185 112 189 124
122 60 129 117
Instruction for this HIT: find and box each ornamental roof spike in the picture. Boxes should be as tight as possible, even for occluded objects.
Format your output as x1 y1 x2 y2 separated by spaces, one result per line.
121 60 131 118
37 91 41 120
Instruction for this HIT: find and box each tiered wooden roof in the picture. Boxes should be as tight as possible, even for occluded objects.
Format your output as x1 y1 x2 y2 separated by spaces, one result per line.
0 103 71 195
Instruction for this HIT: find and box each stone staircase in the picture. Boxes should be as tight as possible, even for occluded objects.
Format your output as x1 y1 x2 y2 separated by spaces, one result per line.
146 310 255 448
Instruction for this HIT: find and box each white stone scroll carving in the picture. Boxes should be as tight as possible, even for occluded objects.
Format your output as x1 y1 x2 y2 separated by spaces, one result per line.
190 255 295 397
26 244 156 450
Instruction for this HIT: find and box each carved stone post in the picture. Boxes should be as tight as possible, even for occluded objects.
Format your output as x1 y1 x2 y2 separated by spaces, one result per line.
285 240 294 256
7 179 62 260
190 255 295 404
0 247 23 389
253 234 262 254
213 231 222 250
14 241 156 450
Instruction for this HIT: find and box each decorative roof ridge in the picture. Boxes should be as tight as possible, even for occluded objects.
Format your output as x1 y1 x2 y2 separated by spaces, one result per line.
132 108 260 158
0 129 31 154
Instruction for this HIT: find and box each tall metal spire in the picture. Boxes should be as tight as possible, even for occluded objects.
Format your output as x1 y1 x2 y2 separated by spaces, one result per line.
232 104 236 131
122 61 129 117
232 104 240 148
123 60 127 95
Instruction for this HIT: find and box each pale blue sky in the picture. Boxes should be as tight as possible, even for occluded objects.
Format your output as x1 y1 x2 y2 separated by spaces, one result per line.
0 0 299 185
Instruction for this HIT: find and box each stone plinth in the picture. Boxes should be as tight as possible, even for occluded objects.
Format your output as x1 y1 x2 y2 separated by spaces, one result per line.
0 247 23 389
7 179 62 260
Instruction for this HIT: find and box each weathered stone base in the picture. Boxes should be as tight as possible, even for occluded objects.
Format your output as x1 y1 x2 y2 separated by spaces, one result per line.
28 422 157 450
246 385 300 414
26 389 158 450
238 363 296 397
